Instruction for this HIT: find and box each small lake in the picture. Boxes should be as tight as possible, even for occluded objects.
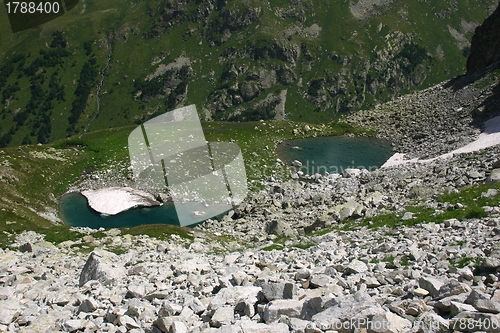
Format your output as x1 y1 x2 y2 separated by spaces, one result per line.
59 192 223 229
276 136 393 175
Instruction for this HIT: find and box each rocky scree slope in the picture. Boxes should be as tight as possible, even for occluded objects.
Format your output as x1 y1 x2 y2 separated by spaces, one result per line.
3 59 500 333
1 184 500 332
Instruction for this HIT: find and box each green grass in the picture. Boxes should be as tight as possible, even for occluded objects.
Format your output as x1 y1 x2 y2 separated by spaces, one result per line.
121 223 195 242
0 0 496 147
0 118 354 248
349 181 500 230
474 68 500 89
290 243 317 250
449 256 482 269
261 244 284 251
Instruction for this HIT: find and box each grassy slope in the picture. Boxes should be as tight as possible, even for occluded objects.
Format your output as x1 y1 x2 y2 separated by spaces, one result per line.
0 120 353 248
0 0 497 147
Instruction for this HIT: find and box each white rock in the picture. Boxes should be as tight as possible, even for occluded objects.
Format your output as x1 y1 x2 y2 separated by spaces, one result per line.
347 259 368 274
414 312 449 333
118 315 140 329
211 306 234 327
63 319 87 332
170 321 188 333
0 300 22 325
369 311 412 333
263 299 304 323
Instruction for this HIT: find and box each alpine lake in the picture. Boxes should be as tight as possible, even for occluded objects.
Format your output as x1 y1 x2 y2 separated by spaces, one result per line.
60 136 394 229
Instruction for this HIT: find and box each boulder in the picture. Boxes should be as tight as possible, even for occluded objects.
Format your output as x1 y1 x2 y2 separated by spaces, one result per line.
263 299 304 323
255 280 297 301
334 200 364 221
266 220 295 238
211 306 234 327
486 168 500 184
79 250 126 287
419 276 446 298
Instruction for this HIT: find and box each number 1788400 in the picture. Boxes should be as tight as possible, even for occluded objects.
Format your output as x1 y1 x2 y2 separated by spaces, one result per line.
5 2 61 14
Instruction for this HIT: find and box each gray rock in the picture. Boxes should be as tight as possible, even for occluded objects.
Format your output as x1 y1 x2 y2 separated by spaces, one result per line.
256 280 297 301
481 188 499 198
169 321 188 333
62 319 87 332
153 316 186 333
266 220 295 238
79 250 126 287
263 299 304 323
334 199 364 221
19 242 33 253
311 292 383 329
0 287 14 301
342 168 361 178
480 257 500 272
467 170 484 179
474 299 500 314
119 314 140 329
419 276 446 298
295 269 311 280
78 298 99 313
487 168 500 184
414 312 449 333
401 211 415 220
450 301 477 317
309 274 334 288
467 290 500 313
438 280 471 299
435 293 469 312
126 284 146 299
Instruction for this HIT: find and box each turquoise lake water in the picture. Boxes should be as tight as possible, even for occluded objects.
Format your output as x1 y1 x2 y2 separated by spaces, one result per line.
59 192 229 229
60 136 393 229
276 136 393 175
59 192 182 229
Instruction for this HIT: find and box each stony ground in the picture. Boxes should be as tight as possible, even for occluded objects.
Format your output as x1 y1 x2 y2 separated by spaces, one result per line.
2 69 500 332
1 197 500 333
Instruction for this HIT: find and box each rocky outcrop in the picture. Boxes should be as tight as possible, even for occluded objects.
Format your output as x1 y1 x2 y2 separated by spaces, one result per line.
467 3 500 73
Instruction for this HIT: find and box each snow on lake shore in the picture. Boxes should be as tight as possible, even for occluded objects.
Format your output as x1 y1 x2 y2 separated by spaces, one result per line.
382 115 500 168
81 187 161 215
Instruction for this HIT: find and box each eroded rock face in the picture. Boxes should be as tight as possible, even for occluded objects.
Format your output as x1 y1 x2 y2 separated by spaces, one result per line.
467 4 500 73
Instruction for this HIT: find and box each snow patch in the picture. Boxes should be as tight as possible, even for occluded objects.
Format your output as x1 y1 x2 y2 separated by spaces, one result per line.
81 187 161 215
382 115 500 168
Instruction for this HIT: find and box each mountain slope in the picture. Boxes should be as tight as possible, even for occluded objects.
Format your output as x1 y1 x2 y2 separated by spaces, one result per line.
0 0 497 147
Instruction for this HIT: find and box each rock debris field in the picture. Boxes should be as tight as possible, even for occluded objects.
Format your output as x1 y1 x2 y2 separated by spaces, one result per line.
2 72 500 332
